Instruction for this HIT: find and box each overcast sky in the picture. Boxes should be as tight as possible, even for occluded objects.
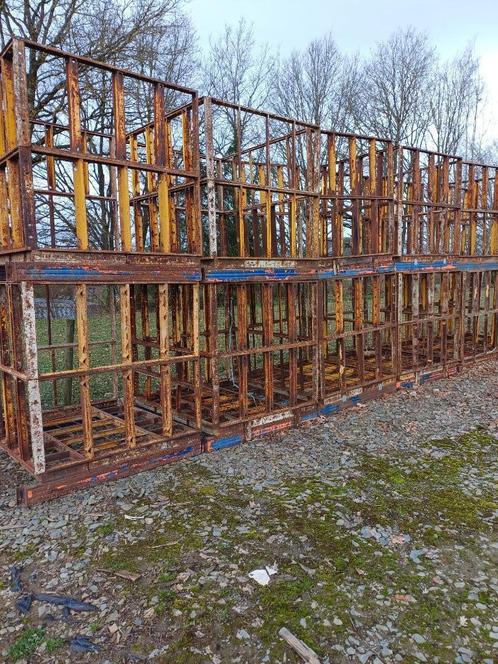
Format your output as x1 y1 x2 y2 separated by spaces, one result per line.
188 0 498 141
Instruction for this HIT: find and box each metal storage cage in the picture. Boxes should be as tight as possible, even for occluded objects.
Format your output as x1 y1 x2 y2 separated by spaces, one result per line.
0 38 496 503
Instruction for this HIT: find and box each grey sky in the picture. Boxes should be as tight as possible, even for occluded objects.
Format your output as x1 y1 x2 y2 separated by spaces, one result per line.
188 0 498 141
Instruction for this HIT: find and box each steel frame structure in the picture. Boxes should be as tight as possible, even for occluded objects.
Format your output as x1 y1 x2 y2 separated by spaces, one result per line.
319 130 395 258
200 97 321 261
0 38 203 504
0 39 496 503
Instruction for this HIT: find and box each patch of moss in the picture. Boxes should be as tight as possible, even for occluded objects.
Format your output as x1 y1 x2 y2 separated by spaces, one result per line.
345 430 496 543
45 636 65 654
155 588 177 616
89 621 102 634
258 571 315 634
97 535 183 573
11 542 37 562
61 523 88 558
95 523 115 537
7 627 46 662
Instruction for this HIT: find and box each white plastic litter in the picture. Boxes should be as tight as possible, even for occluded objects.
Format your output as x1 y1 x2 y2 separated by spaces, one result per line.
248 569 270 585
248 563 278 586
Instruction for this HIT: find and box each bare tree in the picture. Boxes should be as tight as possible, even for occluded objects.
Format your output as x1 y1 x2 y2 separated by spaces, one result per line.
467 139 498 167
201 18 277 154
354 27 435 146
427 44 485 157
272 33 361 131
202 18 275 110
0 0 195 120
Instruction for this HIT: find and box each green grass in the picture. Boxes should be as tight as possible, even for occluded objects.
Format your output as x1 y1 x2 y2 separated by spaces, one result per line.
11 542 37 562
45 636 65 654
7 628 65 661
95 523 115 537
36 312 119 408
7 628 46 662
64 428 497 661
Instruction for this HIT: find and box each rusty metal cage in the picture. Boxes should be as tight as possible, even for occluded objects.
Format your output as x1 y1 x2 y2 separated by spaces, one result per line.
199 276 319 447
0 38 497 503
462 267 498 360
396 147 462 256
200 98 321 260
0 39 203 503
0 38 201 255
460 162 498 256
0 269 203 503
319 131 395 258
319 272 397 401
396 267 462 376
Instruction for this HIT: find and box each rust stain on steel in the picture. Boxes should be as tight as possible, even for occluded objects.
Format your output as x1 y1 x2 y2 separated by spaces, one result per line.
0 40 496 502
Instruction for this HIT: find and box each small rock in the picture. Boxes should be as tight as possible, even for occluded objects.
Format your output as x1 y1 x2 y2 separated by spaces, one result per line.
359 653 374 664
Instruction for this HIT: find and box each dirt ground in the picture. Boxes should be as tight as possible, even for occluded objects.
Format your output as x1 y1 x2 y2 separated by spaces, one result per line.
0 360 497 663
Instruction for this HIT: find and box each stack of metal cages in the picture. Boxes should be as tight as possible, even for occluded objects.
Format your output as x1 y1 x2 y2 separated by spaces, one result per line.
395 148 498 385
0 37 497 503
0 38 203 503
197 98 322 448
317 130 398 414
395 146 463 383
460 161 498 364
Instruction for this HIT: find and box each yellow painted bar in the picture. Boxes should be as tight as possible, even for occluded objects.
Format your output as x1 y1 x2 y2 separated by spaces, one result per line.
469 166 477 255
2 57 17 151
369 139 376 195
129 135 144 251
158 174 170 252
145 127 159 250
328 135 336 194
66 58 88 250
74 160 88 249
118 167 131 251
0 66 6 156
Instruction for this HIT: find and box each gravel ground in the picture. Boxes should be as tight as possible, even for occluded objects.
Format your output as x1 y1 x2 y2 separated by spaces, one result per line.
0 360 497 663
